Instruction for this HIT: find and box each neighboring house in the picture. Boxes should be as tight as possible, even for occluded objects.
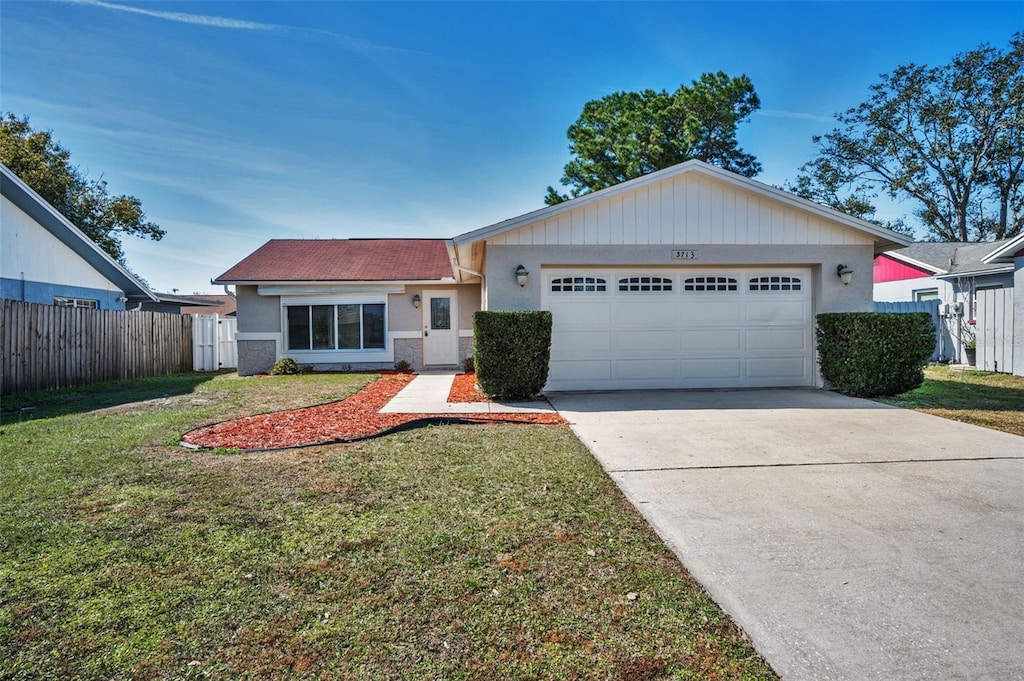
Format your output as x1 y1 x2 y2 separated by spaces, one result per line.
140 293 222 315
178 294 237 317
1 163 157 311
217 160 911 389
873 238 1019 362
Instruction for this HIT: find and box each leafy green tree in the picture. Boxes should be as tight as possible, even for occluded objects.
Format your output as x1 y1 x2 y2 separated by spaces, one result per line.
0 113 164 261
545 72 761 205
789 34 1023 242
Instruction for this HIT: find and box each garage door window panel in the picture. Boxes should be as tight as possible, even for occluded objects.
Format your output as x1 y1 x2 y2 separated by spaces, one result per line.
749 276 802 292
551 277 607 292
683 276 738 292
619 276 673 292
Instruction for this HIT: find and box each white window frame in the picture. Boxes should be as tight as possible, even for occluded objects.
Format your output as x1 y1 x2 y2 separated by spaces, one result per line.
54 296 99 308
913 288 940 302
280 294 391 363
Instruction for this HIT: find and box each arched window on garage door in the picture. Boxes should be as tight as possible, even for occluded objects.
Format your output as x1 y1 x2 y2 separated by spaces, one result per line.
748 276 802 291
618 276 673 292
550 277 607 292
683 276 738 292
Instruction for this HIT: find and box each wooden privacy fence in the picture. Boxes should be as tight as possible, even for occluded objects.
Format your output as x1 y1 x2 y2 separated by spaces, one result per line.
1 299 194 395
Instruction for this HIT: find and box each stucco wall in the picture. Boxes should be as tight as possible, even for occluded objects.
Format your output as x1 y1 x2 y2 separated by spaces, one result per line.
483 243 875 317
236 285 280 332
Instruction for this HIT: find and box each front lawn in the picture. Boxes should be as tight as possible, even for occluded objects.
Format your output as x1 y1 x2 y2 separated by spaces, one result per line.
0 372 774 680
882 365 1024 436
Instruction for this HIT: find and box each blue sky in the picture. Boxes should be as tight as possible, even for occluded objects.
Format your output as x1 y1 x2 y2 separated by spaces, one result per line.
2 1 1020 294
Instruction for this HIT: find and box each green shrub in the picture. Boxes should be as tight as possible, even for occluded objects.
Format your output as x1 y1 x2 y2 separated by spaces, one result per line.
270 357 300 376
462 356 475 374
816 312 935 397
473 311 552 400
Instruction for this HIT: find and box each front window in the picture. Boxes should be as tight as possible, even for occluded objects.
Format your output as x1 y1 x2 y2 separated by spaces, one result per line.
287 303 385 351
913 288 939 302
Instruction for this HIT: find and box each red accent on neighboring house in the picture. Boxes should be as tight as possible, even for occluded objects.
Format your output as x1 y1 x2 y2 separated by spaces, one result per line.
215 239 453 282
873 254 934 283
1014 248 1024 258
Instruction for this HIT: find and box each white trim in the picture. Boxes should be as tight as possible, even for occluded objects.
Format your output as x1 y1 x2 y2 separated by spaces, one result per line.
236 332 281 341
280 293 387 306
982 233 1024 264
458 329 473 338
258 284 405 296
390 330 422 340
223 279 453 287
881 251 946 275
935 264 1014 280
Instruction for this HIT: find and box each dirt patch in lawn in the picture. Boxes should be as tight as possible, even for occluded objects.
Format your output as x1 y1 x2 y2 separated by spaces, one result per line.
182 373 565 451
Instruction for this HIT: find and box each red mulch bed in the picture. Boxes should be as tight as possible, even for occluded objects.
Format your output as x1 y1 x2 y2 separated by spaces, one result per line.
182 373 565 452
448 372 489 403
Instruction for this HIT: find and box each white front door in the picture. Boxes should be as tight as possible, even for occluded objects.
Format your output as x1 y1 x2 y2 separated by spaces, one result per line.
422 290 459 366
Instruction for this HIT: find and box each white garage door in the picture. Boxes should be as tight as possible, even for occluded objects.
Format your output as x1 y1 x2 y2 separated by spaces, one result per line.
543 268 814 391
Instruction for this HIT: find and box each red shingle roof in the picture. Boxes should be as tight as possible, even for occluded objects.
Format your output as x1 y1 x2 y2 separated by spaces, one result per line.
214 239 453 283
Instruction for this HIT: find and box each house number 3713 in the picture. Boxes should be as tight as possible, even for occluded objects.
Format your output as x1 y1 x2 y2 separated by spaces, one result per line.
671 249 697 260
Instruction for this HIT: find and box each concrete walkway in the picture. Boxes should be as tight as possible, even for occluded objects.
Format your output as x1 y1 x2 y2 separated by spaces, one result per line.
380 373 555 414
550 388 1024 681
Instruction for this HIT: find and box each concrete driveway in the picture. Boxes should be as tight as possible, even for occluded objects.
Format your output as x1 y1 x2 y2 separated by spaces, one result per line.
548 389 1024 681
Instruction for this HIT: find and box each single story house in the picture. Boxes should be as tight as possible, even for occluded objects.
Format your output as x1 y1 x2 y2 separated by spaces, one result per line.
1 162 158 311
216 160 911 390
873 238 1021 364
178 294 237 317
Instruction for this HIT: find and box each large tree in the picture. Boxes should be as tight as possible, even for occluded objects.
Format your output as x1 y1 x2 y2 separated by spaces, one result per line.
545 72 761 205
789 34 1023 242
0 113 164 261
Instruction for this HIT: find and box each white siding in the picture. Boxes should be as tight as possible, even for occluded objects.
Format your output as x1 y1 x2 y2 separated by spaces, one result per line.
487 175 876 248
1 195 120 291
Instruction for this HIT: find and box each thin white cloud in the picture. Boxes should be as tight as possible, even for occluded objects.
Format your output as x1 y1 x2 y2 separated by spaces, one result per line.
66 0 277 30
757 109 835 124
62 0 417 55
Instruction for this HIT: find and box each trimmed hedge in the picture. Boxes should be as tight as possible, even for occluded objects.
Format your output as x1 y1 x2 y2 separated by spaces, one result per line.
816 312 935 397
473 311 552 400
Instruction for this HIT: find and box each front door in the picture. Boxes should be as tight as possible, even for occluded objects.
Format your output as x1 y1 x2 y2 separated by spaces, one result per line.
422 290 458 366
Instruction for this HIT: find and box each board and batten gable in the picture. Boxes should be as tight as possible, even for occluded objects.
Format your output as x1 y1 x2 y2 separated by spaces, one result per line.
477 170 878 314
485 172 876 249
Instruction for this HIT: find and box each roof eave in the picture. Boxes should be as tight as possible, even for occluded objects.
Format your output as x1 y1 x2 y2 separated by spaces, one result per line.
212 278 458 286
981 233 1024 264
878 250 946 275
1 164 158 302
934 264 1014 280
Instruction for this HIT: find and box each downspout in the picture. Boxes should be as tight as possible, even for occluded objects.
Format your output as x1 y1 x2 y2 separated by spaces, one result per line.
450 246 486 310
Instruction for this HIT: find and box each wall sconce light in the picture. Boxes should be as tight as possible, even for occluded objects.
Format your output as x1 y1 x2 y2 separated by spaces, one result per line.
115 295 127 303
515 264 529 287
836 264 853 286
412 293 421 308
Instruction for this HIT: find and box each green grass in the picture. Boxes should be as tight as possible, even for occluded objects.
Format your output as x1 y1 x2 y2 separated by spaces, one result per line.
881 365 1024 436
0 372 774 680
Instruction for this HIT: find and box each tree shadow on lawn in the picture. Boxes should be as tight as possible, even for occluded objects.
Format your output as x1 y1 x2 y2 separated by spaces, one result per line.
0 371 229 424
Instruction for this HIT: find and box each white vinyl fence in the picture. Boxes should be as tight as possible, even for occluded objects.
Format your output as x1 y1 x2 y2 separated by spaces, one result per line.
192 314 237 371
975 288 1016 374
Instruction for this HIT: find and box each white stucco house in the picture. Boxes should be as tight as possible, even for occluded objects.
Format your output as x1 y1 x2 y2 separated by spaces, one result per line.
216 160 912 390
